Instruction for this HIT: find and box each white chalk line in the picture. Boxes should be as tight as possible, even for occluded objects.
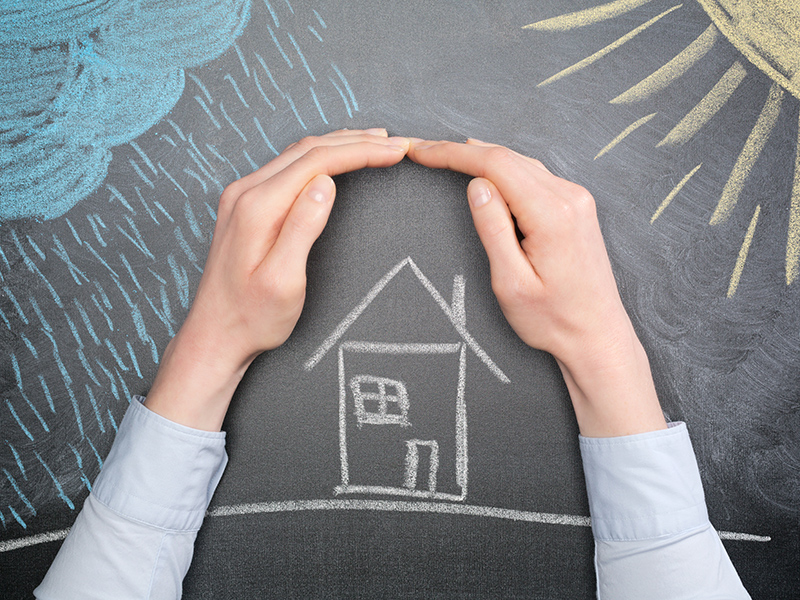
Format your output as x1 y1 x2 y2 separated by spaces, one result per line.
208 498 590 526
340 341 461 354
0 502 771 553
334 485 464 502
304 257 509 383
305 257 411 371
0 528 70 553
206 499 772 542
717 530 771 542
406 259 510 383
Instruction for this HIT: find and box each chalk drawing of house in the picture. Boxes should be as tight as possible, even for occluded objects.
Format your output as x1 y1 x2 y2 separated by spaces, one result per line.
304 257 509 502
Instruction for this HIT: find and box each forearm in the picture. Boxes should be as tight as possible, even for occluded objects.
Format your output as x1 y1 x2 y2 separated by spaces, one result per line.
556 322 667 438
144 317 253 431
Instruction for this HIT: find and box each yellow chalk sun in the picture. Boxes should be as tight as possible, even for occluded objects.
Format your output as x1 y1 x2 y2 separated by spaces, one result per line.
524 0 800 296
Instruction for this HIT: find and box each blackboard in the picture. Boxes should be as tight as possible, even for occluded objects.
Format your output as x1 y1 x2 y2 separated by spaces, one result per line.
2 0 799 597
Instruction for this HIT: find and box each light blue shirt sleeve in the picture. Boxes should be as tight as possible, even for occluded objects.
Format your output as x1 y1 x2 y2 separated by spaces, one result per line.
35 398 749 599
580 422 751 599
34 397 228 600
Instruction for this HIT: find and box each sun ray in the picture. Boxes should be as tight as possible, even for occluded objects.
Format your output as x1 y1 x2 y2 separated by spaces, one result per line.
537 4 683 88
728 204 761 297
594 112 657 159
611 24 720 104
710 83 785 225
651 163 703 223
784 115 800 284
522 0 656 32
657 61 747 147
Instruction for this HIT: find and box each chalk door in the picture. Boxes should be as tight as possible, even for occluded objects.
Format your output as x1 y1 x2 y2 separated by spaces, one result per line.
404 439 440 493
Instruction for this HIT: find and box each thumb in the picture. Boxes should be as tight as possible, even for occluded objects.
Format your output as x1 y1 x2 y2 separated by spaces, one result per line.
467 177 530 279
268 174 336 273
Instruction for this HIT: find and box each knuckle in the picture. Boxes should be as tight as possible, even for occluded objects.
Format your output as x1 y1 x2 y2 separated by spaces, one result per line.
529 157 546 170
491 270 529 306
555 198 576 221
485 146 517 168
482 217 512 243
264 267 305 305
234 188 260 215
570 185 596 212
552 185 595 227
294 136 320 153
219 182 242 209
288 138 309 155
286 211 314 236
302 144 332 164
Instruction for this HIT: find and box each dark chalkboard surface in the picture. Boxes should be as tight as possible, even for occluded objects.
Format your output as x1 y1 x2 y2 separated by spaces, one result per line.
2 1 799 597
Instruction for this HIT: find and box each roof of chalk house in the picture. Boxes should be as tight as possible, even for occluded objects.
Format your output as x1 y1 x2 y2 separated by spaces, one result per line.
304 256 509 383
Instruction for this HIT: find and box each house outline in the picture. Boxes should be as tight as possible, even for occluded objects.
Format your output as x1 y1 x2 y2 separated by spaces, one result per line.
305 257 509 502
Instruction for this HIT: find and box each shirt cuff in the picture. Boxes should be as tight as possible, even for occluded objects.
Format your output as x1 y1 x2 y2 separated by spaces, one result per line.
579 422 709 542
91 396 228 532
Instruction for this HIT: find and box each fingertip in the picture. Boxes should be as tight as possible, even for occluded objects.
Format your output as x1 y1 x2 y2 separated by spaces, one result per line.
467 178 492 208
305 173 335 204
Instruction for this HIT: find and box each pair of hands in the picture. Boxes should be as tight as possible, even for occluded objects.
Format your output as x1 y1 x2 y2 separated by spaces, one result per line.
145 129 665 437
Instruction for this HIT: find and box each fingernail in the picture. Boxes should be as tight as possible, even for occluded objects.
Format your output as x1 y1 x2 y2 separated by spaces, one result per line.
365 127 388 136
412 143 433 151
408 137 426 144
469 181 491 207
308 177 333 203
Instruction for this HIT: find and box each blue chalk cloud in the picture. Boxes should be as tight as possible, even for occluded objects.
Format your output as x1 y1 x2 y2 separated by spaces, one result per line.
0 0 251 220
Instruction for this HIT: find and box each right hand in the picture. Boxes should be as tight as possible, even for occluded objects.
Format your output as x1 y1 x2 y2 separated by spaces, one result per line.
408 138 666 437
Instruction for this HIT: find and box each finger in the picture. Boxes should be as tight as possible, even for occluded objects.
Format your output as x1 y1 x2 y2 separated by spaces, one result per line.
219 130 397 217
466 178 535 284
245 139 408 220
281 128 389 156
465 138 551 173
408 139 536 183
266 173 336 277
241 129 392 186
408 140 554 234
227 139 408 263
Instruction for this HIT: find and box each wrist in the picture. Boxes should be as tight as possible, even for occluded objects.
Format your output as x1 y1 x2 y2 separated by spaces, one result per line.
144 319 255 431
556 326 667 437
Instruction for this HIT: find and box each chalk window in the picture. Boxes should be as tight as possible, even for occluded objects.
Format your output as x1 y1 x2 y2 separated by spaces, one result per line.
350 375 410 426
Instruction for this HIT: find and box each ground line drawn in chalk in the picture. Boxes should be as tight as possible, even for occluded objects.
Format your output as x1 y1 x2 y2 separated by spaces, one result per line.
0 500 772 553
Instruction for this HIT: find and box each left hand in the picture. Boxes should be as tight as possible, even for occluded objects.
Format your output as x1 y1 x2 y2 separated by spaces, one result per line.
145 129 410 430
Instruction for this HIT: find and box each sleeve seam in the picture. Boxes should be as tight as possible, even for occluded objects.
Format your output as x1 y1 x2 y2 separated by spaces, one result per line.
593 521 713 543
592 499 708 522
90 492 203 534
